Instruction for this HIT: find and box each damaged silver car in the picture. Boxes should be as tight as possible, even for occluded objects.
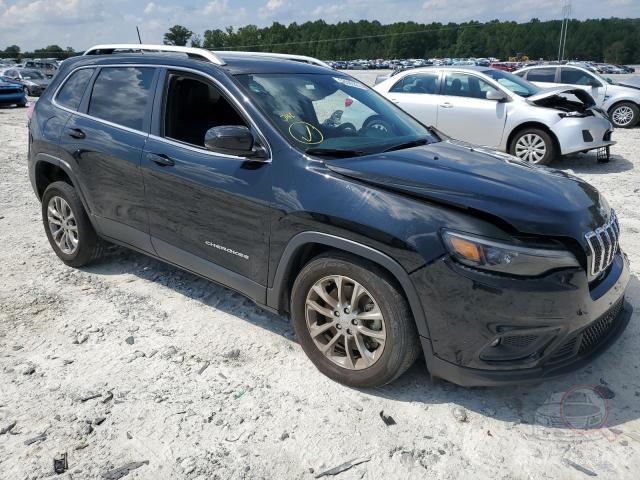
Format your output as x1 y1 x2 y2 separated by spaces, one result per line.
374 66 614 165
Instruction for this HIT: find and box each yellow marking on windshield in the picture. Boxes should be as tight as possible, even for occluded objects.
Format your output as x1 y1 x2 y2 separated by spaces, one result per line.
288 121 324 144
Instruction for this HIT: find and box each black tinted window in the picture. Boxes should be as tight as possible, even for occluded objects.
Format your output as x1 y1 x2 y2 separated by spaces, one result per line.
560 68 597 86
88 67 154 130
390 73 439 94
527 68 557 82
56 68 94 111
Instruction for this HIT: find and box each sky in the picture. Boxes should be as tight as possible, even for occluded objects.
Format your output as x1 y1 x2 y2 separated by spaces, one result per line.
0 0 639 52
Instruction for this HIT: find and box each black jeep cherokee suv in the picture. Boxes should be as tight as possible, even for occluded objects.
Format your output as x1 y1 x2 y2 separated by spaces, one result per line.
28 46 631 387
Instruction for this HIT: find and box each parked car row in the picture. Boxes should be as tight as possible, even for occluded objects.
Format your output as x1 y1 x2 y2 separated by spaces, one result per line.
0 67 51 96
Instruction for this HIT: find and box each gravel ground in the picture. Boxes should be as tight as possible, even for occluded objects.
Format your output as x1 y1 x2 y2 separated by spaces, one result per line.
1 86 639 480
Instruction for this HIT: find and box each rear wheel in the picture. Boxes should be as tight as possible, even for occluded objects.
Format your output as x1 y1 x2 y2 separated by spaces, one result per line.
509 128 556 165
290 253 420 388
42 181 104 267
609 102 639 128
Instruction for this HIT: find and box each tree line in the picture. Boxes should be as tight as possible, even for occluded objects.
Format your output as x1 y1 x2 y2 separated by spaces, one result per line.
3 17 639 64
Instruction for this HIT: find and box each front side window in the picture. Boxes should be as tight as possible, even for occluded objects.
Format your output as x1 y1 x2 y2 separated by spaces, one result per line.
390 73 439 94
88 67 154 130
483 69 540 98
443 73 496 99
163 73 247 147
527 68 557 83
56 68 94 111
236 73 437 155
560 68 597 86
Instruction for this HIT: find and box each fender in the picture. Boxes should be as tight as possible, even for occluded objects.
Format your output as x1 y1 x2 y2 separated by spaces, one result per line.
32 153 95 224
266 231 431 339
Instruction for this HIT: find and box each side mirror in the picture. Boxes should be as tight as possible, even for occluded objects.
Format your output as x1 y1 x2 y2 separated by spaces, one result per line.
589 80 603 88
486 89 506 101
204 125 267 159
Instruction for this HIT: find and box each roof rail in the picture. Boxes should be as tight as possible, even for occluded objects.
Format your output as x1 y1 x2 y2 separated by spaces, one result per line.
83 44 225 66
214 50 332 69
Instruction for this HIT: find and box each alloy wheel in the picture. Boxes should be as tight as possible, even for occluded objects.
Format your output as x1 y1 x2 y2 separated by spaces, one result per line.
612 106 634 127
514 133 547 163
305 275 386 370
47 196 79 255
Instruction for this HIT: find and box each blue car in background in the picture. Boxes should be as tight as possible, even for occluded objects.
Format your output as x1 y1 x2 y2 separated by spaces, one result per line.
0 76 27 107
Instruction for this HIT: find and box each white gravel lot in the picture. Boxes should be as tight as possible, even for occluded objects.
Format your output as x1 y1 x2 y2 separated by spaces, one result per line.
1 81 639 480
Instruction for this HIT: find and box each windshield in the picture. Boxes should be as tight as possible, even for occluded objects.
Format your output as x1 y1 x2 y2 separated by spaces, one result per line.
483 69 540 98
235 73 438 156
21 69 45 80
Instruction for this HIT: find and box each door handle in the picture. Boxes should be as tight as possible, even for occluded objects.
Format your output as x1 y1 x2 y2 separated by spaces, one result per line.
66 127 85 139
146 152 175 167
390 98 400 103
440 102 453 109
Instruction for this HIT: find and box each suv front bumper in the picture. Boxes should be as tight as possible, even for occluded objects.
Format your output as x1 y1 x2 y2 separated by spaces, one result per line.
413 250 631 386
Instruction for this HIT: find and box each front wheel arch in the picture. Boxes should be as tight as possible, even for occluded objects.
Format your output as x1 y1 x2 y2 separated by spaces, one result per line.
266 232 431 340
507 122 560 164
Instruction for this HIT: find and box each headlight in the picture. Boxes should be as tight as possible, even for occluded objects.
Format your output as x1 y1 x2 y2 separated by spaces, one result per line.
558 111 589 118
442 231 579 276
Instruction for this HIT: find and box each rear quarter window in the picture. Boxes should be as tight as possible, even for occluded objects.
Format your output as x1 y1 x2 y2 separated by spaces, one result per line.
88 67 155 131
56 68 94 111
527 68 557 83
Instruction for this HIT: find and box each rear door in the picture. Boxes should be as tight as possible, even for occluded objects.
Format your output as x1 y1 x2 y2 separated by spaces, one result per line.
384 71 441 126
59 65 158 252
141 69 273 296
436 72 507 148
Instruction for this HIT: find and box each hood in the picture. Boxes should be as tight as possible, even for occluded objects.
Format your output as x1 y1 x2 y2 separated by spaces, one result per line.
325 140 609 241
527 87 596 111
616 75 640 90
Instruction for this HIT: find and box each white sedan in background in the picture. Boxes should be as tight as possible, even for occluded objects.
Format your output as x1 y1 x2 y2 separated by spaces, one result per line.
515 64 640 128
373 66 615 164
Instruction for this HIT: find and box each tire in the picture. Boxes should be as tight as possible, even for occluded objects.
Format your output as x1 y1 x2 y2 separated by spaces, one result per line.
290 252 420 388
509 127 557 165
42 181 104 267
17 101 27 108
608 102 639 129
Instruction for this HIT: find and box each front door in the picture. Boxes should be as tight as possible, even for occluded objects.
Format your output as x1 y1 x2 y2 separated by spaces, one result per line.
141 70 273 297
436 72 507 148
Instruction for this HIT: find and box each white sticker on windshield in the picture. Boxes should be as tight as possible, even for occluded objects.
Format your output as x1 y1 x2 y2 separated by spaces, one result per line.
333 77 367 90
305 84 316 90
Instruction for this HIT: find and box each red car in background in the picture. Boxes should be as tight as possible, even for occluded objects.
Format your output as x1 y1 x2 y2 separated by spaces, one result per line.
490 62 517 72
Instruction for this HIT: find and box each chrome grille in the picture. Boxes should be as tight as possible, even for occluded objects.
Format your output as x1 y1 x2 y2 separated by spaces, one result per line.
585 212 619 276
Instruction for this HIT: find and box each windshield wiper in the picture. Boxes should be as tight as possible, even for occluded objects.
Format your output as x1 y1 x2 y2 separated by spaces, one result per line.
305 148 366 158
382 138 430 153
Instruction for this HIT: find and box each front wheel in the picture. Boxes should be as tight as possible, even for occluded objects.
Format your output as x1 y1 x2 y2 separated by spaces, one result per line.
290 253 420 388
509 128 556 165
609 102 639 128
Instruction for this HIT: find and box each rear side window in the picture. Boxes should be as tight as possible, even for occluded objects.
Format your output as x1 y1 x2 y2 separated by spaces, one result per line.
56 68 94 111
88 67 155 130
527 68 557 82
390 73 439 94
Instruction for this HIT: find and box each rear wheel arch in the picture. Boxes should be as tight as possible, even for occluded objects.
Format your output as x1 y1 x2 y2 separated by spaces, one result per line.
35 158 75 200
266 232 431 339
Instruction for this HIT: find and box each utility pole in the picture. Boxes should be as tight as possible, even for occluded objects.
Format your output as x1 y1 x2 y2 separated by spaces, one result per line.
557 0 571 62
